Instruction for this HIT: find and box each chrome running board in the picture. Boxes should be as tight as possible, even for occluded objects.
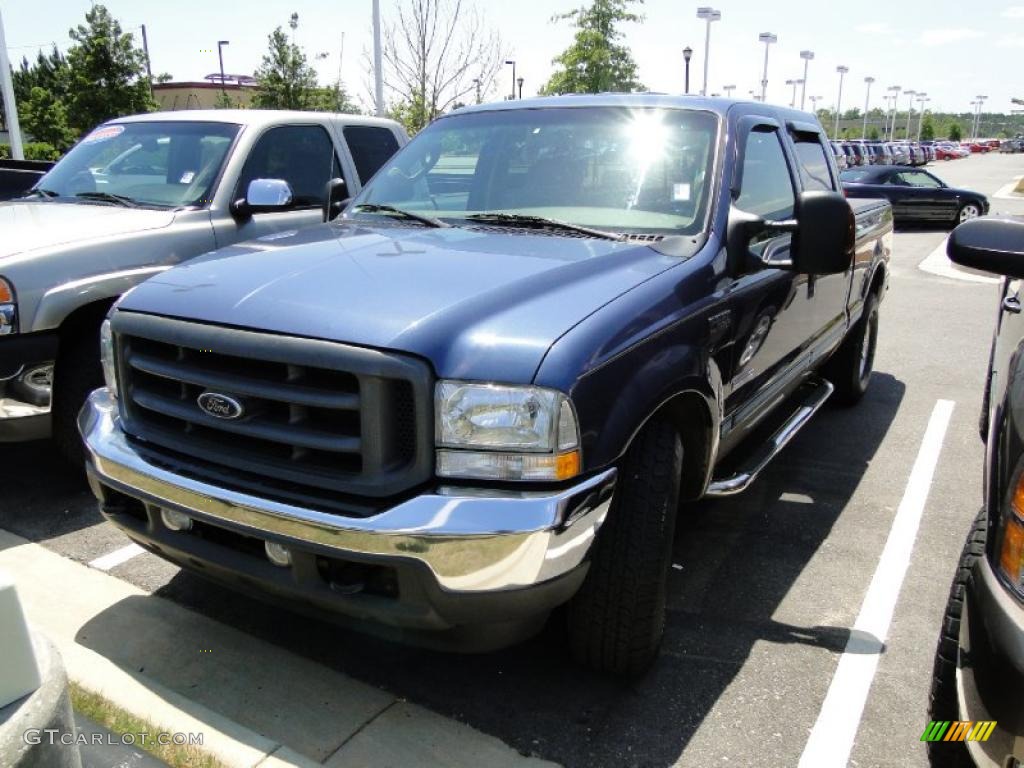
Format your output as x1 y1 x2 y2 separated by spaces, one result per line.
705 377 834 498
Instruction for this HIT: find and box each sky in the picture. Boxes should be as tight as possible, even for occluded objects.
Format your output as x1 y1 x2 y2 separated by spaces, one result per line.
2 0 1022 116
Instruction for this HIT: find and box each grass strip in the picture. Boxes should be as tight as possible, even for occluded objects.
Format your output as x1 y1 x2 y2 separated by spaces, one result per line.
70 681 228 768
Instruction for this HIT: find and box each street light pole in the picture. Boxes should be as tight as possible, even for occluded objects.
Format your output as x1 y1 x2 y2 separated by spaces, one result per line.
886 85 900 140
799 50 814 110
0 7 23 160
683 47 693 94
834 65 848 139
723 84 735 98
916 96 930 141
904 89 917 140
517 77 524 100
696 8 721 97
217 40 230 95
758 33 777 103
505 60 516 99
809 95 821 114
975 95 988 139
862 76 874 139
472 78 481 104
372 0 384 116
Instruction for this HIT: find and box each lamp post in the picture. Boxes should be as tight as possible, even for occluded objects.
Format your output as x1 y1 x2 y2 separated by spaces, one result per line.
505 60 516 99
886 85 900 140
975 95 988 139
809 95 821 114
723 84 735 98
517 77 524 100
916 96 930 141
217 40 230 95
799 50 814 110
372 0 384 115
758 32 777 103
472 78 481 104
862 76 874 139
903 89 917 140
683 46 693 94
834 65 849 139
696 7 721 97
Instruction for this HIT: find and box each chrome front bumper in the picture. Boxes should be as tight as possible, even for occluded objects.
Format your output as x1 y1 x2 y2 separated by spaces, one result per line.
79 388 616 594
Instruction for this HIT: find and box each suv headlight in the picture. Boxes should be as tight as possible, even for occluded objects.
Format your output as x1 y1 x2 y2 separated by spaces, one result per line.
0 277 16 335
435 381 580 481
100 318 118 399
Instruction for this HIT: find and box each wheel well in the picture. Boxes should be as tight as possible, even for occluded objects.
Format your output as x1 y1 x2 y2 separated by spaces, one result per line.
654 391 715 501
57 300 115 347
868 263 886 300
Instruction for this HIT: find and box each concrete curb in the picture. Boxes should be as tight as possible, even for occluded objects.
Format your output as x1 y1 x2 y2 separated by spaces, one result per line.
0 529 558 768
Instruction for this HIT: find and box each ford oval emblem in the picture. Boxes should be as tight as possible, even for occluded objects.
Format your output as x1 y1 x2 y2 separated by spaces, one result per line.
197 392 244 420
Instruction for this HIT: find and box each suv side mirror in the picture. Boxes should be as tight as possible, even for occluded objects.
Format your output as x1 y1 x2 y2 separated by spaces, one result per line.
230 178 293 219
948 218 1024 278
726 191 853 276
322 177 349 222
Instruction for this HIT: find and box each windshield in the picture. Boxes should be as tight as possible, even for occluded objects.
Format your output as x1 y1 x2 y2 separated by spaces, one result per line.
31 121 240 208
351 107 719 236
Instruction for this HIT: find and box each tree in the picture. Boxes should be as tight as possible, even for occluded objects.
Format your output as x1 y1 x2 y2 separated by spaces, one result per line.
13 46 69 106
920 115 935 141
214 90 237 109
64 5 155 133
22 86 76 150
948 122 962 141
868 126 880 140
252 15 321 110
377 0 505 133
842 107 861 121
314 83 362 114
541 0 644 94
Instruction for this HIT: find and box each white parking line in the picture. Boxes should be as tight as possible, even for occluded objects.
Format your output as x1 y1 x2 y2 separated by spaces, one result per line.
88 543 145 571
798 399 955 768
919 237 999 285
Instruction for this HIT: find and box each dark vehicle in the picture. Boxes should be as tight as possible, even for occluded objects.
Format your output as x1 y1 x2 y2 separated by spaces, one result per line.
931 217 1024 768
846 142 868 167
80 95 892 676
831 140 849 170
841 165 988 225
0 159 55 201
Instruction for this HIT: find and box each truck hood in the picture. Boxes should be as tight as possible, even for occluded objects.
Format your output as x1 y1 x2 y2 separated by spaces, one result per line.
119 223 681 381
0 201 176 259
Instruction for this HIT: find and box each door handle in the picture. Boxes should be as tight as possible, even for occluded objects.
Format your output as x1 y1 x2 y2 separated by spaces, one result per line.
1004 295 1021 314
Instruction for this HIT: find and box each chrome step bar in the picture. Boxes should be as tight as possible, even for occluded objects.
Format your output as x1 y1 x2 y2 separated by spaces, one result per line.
705 378 834 498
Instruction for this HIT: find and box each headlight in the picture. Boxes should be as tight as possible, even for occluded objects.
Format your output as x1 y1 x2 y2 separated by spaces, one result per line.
0 277 16 335
100 319 118 399
435 381 580 481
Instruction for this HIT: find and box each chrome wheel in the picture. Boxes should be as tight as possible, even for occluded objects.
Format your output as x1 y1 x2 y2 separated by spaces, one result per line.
959 204 981 222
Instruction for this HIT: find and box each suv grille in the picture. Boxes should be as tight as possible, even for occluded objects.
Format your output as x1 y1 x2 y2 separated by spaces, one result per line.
112 312 433 516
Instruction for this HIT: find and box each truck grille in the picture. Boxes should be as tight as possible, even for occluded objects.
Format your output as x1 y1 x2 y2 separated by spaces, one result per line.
112 312 433 516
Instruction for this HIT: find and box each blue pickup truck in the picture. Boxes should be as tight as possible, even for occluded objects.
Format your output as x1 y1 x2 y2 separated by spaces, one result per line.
79 95 892 675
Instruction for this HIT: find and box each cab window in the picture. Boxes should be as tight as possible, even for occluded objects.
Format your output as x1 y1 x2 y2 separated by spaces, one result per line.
236 125 344 208
735 128 795 220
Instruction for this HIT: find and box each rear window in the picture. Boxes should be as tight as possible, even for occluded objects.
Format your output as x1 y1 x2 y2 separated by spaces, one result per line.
344 126 400 184
840 169 874 183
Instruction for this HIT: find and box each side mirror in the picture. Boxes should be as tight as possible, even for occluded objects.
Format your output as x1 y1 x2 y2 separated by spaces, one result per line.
230 178 293 219
726 191 853 276
791 191 855 275
948 218 1024 278
322 177 349 223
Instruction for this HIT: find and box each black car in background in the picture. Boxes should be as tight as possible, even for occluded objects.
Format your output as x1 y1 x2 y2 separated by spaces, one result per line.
841 166 988 225
931 218 1024 768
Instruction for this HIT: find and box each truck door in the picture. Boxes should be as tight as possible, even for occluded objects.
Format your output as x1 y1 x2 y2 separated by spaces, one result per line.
787 125 852 355
722 120 816 424
212 124 347 248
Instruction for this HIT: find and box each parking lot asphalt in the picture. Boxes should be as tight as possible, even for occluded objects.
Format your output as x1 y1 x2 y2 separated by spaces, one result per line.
2 152 1023 768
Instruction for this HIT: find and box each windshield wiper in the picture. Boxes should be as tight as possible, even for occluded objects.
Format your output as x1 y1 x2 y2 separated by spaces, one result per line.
464 212 623 241
20 187 59 199
350 203 450 228
74 191 140 208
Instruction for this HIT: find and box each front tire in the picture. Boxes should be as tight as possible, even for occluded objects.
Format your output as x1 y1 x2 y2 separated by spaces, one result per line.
52 324 104 467
958 203 982 224
824 291 879 406
927 509 986 768
567 418 682 677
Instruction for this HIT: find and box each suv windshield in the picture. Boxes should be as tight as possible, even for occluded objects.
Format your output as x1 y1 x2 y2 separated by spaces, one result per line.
351 106 719 236
31 121 240 209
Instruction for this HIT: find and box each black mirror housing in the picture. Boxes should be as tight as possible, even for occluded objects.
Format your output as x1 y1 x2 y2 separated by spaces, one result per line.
791 191 855 275
323 177 348 222
948 217 1024 278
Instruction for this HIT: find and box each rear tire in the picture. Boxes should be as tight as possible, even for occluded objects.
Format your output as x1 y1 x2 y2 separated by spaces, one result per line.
927 509 986 768
823 291 879 406
567 418 682 677
52 324 103 467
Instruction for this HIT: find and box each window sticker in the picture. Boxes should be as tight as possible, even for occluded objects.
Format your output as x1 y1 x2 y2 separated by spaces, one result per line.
672 183 692 202
179 171 196 184
81 125 125 144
